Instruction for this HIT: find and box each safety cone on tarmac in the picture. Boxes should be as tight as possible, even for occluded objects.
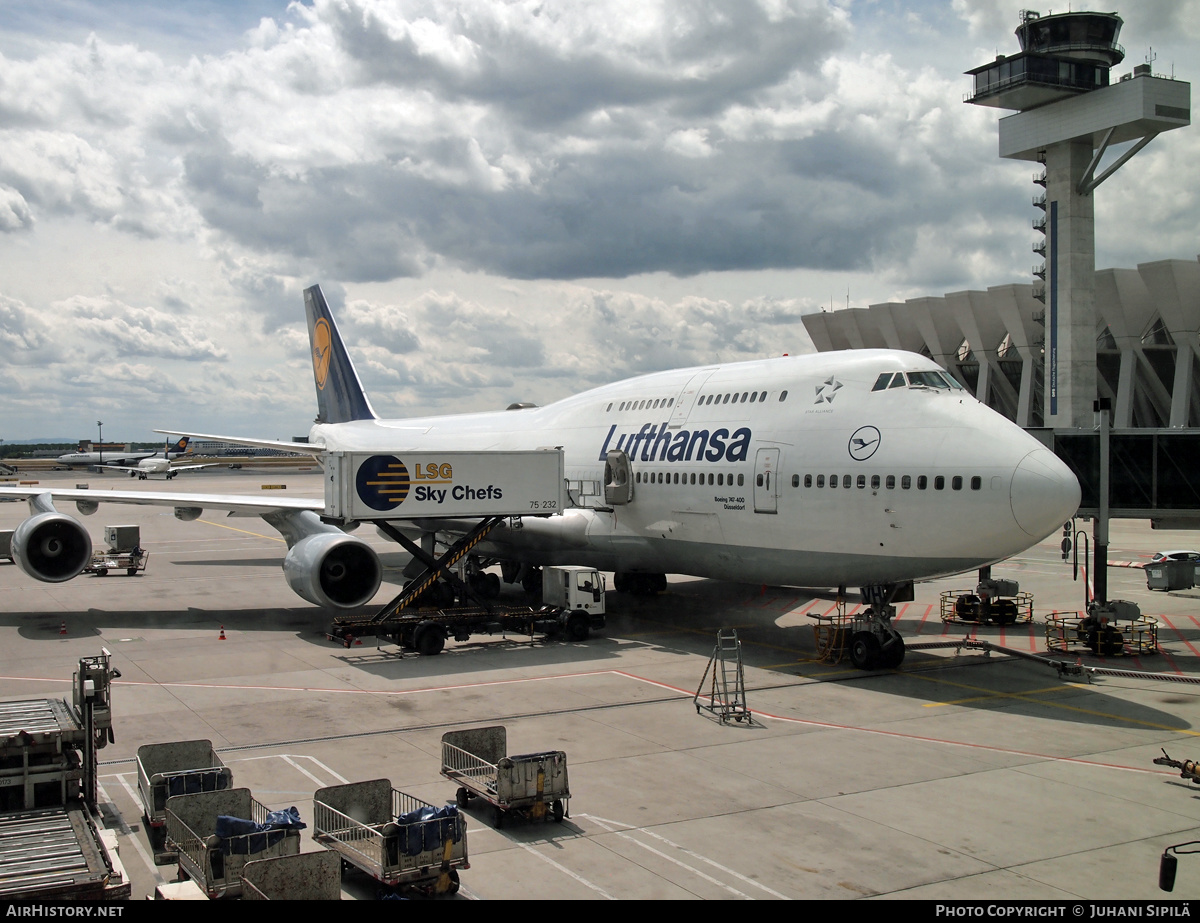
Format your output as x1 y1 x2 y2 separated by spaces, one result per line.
59 621 67 635
218 626 226 641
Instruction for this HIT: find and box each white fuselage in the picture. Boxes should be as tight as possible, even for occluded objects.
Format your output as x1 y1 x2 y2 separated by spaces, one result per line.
303 350 1080 589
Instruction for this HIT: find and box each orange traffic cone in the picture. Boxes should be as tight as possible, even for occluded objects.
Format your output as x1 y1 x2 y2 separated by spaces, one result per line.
59 621 67 635
218 626 226 640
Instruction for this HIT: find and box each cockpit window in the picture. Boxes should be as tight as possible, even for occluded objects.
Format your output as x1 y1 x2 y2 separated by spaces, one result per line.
907 370 952 389
873 369 966 392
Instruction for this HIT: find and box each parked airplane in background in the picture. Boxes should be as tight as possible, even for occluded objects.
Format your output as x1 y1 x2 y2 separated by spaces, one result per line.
57 437 192 469
107 438 216 480
0 286 1080 669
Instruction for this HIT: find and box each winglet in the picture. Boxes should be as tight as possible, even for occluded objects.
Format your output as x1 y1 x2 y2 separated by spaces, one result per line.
304 285 377 424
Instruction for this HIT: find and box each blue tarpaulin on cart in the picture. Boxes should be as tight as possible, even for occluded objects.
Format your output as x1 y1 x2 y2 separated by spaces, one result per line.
215 806 306 855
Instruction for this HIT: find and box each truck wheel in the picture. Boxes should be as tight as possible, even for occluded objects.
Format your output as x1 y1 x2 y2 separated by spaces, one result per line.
552 800 564 822
414 624 446 656
565 610 590 642
96 568 108 577
456 787 470 808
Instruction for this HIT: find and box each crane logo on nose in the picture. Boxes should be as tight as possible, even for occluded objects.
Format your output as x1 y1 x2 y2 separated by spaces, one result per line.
848 426 881 461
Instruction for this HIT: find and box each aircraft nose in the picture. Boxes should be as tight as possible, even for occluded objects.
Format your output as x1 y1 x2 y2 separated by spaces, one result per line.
1010 448 1081 538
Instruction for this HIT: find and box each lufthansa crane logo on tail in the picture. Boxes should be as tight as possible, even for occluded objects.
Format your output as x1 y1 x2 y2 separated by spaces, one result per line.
848 425 881 461
355 455 411 511
312 318 332 390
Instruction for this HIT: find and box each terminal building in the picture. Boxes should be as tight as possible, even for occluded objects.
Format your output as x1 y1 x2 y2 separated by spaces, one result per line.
800 254 1200 430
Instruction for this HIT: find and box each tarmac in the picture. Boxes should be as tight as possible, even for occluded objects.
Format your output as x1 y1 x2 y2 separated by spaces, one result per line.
2 466 1200 901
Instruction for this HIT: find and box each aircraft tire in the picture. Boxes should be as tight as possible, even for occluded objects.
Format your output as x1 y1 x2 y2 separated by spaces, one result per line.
849 631 880 670
954 594 980 622
879 632 906 669
987 599 1019 626
414 623 446 656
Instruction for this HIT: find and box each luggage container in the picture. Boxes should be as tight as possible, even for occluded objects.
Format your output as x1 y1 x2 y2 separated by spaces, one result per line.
241 851 343 900
166 788 304 898
136 739 232 862
441 725 569 827
313 779 466 897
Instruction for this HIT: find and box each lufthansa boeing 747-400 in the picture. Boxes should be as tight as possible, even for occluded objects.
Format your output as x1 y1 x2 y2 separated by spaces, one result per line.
0 285 1080 669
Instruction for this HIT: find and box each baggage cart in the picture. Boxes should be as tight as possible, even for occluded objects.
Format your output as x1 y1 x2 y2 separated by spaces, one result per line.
313 779 466 897
241 851 343 900
136 739 232 863
165 788 304 899
441 725 569 827
85 548 147 577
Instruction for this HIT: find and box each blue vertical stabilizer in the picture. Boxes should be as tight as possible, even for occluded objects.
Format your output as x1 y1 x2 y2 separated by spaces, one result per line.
304 285 377 424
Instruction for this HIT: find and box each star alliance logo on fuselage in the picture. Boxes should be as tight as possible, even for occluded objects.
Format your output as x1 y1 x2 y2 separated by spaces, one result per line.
815 375 842 404
312 318 332 390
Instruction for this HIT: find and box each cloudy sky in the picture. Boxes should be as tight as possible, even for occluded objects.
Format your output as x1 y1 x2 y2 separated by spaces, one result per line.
1 0 1196 443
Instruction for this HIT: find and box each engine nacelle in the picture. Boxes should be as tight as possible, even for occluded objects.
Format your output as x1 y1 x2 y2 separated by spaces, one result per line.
12 512 93 583
282 532 382 609
174 507 202 522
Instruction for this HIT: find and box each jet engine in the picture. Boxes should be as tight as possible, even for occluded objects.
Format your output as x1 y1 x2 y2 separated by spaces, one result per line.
282 532 382 609
12 511 93 583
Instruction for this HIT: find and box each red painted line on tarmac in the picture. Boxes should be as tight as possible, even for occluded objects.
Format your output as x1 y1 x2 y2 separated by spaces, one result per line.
916 604 935 634
0 664 1183 779
790 599 819 618
1160 614 1200 660
894 603 909 623
608 671 1176 778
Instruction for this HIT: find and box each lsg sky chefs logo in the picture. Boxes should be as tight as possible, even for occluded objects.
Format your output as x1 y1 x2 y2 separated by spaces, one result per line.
354 456 505 510
355 455 414 511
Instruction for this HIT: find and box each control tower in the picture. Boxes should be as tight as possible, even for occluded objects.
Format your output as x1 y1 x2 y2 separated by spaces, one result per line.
966 10 1190 428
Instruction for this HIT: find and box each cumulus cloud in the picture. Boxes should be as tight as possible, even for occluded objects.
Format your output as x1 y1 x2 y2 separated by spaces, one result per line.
58 295 229 361
0 0 1195 438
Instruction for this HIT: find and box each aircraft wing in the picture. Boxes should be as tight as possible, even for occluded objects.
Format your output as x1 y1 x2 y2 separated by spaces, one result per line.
152 429 324 456
0 485 322 517
166 462 220 474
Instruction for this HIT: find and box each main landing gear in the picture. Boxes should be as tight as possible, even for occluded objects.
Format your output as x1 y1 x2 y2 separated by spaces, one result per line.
847 583 911 671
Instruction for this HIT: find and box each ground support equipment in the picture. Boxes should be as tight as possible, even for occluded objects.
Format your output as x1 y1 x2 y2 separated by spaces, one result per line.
441 726 569 828
328 603 595 654
808 598 852 664
239 851 343 900
165 788 303 899
694 628 752 723
85 548 147 577
941 588 1034 625
313 779 466 898
136 739 232 864
1044 610 1159 657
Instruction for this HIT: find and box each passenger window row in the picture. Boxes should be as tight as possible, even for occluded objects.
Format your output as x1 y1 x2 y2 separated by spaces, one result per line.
635 470 745 487
791 473 983 491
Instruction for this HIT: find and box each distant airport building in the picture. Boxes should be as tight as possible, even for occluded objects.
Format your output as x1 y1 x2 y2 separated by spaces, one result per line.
800 255 1200 429
190 440 302 458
